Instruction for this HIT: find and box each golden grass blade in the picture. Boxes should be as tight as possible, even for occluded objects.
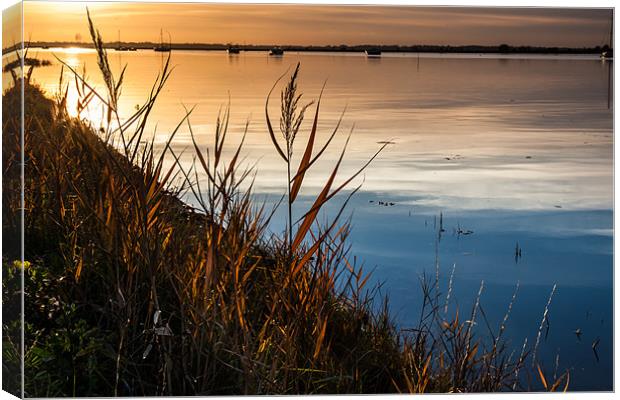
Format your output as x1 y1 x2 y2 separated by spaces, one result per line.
550 377 561 392
146 194 164 222
290 82 326 203
292 183 360 276
53 54 111 109
295 138 388 225
291 135 350 252
213 105 230 169
313 318 328 361
81 89 95 112
265 68 291 163
422 354 432 377
537 364 548 390
115 64 127 94
187 117 217 186
290 106 345 184
218 103 230 162
158 158 180 195
466 342 479 363
74 257 83 282
563 372 570 392
222 121 248 187
74 73 82 98
358 272 371 292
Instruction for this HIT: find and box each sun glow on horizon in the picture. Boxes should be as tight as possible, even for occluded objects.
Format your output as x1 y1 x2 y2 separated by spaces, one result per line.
20 1 613 48
62 46 92 54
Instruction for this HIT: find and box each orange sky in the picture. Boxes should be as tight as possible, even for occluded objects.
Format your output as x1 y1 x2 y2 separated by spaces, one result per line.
2 3 21 48
10 2 614 48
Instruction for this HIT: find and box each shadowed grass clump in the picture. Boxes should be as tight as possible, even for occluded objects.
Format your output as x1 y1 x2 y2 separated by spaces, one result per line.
3 42 52 86
2 11 568 397
3 57 52 73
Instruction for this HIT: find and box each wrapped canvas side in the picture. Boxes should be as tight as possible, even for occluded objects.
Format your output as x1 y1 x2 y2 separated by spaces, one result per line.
2 2 24 398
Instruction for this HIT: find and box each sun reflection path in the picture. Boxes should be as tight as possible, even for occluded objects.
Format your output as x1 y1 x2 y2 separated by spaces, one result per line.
62 72 109 130
51 48 117 132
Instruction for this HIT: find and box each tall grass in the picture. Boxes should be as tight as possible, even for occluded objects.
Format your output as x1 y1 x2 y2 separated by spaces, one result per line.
1 10 569 396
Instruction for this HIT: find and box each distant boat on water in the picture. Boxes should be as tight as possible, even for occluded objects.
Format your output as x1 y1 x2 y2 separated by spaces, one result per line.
365 48 382 57
601 49 613 60
227 46 241 54
115 30 129 51
601 16 613 60
154 28 171 52
269 47 284 56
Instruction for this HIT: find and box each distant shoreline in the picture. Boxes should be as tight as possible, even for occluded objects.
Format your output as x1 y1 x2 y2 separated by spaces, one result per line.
3 42 608 55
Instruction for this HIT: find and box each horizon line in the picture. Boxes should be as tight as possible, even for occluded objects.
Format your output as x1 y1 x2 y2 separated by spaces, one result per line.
4 40 610 52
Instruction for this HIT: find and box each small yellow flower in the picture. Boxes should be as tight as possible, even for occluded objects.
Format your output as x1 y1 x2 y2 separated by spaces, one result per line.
12 260 31 270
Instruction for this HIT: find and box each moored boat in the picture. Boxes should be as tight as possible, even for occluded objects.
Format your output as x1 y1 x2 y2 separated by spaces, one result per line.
269 47 284 56
115 31 129 51
154 29 171 52
600 16 613 60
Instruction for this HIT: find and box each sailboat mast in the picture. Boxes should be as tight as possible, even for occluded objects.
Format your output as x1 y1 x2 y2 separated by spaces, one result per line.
607 14 613 109
610 14 613 49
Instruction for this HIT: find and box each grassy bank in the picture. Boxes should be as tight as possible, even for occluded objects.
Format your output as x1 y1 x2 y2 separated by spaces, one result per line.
2 16 566 396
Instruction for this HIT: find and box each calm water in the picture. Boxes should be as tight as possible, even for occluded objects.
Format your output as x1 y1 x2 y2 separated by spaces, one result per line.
13 49 615 390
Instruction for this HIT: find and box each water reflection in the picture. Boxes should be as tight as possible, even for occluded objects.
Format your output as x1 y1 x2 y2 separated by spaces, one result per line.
13 48 614 390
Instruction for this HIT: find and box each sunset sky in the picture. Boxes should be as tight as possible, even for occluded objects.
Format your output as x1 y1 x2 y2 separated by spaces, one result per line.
3 2 614 48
